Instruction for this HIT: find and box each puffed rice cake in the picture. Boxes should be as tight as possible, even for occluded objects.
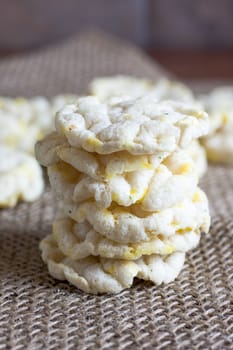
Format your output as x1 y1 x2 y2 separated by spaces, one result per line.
52 189 210 260
0 94 79 154
0 146 44 207
63 187 209 245
46 148 198 210
89 76 194 103
40 234 186 295
200 87 233 164
54 96 209 155
0 96 52 153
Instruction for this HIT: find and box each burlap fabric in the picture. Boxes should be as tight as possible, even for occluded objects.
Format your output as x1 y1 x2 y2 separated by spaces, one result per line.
0 31 232 350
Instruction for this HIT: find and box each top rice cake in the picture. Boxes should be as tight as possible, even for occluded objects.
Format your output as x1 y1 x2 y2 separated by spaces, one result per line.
55 96 209 156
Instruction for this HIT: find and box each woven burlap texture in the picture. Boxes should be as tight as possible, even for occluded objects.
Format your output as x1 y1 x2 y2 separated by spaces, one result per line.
0 31 232 350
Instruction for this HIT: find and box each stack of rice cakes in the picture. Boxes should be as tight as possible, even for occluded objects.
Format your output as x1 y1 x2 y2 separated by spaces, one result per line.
36 95 210 294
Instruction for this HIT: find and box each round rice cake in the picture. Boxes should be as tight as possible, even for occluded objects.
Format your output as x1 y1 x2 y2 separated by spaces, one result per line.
64 188 210 244
47 149 198 210
36 134 169 177
149 78 195 103
89 75 153 101
0 146 44 207
40 234 185 294
0 95 79 155
52 214 202 260
0 96 52 153
55 96 209 155
202 131 233 164
200 86 233 134
89 76 194 103
200 87 233 164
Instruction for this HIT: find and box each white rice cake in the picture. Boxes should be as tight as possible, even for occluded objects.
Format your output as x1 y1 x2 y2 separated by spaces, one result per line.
0 96 52 153
89 75 153 101
89 76 194 103
0 94 79 154
0 146 44 207
52 210 205 260
40 234 185 294
47 149 198 211
64 188 210 244
36 132 168 174
200 87 233 164
202 132 233 164
55 96 209 155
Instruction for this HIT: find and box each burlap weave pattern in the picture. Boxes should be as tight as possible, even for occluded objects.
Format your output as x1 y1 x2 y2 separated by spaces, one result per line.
0 31 168 98
0 31 232 350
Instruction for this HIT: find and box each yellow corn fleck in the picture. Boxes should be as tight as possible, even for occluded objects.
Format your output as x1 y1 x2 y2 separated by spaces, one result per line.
222 114 229 124
171 219 179 226
155 166 163 173
130 188 137 195
86 137 103 148
101 208 113 218
136 188 147 204
178 163 191 174
192 110 204 119
124 247 136 259
163 245 175 255
112 192 119 202
142 161 153 170
105 265 115 275
145 229 155 238
193 191 201 202
106 173 114 180
176 227 192 235
124 243 175 259
36 130 45 141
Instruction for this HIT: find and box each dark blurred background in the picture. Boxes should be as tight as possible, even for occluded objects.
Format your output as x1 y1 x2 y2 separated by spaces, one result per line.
0 0 233 78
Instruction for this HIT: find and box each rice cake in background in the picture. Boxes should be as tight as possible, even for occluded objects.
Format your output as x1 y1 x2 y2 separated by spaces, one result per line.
200 87 233 164
0 146 44 207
